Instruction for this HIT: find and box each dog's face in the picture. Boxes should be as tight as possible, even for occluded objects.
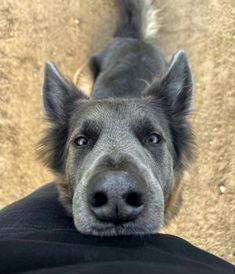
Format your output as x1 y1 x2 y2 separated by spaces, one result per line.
40 51 194 236
66 99 174 235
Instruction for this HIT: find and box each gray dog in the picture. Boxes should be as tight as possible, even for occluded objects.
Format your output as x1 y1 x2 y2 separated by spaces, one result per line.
39 0 195 236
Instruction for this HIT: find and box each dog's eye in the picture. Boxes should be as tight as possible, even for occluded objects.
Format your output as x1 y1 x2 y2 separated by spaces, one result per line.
74 136 89 146
144 133 161 144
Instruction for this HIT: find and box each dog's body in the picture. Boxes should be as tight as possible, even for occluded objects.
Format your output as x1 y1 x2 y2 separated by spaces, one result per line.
40 0 194 236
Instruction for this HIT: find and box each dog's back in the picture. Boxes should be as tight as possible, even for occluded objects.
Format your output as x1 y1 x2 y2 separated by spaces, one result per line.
90 0 167 99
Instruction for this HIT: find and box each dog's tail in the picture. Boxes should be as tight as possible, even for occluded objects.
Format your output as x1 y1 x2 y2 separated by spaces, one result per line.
114 0 159 41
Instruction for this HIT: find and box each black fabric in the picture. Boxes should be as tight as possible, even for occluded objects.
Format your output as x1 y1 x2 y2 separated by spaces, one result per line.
0 183 234 274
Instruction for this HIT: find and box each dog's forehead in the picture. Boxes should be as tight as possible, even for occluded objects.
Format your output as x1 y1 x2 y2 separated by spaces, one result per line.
68 98 172 143
76 98 156 117
73 98 160 125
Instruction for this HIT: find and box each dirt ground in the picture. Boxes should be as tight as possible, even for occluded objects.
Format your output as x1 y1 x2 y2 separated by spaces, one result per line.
0 0 234 264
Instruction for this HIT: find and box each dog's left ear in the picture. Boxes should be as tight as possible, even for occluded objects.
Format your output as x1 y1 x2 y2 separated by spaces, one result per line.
147 50 193 116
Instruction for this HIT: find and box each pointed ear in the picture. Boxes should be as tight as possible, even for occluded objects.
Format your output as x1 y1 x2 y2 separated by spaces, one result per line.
163 50 193 115
148 50 193 116
164 50 193 115
42 62 87 123
145 50 195 170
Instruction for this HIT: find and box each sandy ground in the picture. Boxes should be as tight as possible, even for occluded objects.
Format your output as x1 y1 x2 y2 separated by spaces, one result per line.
0 0 234 264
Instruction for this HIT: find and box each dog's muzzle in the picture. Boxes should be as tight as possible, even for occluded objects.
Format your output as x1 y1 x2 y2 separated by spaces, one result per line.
87 170 146 225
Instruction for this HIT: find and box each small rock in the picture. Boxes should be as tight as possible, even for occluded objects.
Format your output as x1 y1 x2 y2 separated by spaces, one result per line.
218 182 226 195
74 19 80 25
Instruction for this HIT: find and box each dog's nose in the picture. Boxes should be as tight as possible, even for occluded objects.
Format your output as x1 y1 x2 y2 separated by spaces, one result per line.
88 171 145 224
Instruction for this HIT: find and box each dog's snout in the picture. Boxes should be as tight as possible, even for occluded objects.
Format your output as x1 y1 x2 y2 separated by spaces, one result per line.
88 171 145 224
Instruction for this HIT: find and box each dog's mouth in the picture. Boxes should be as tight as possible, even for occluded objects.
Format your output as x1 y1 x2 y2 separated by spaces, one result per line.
73 195 163 236
88 222 151 236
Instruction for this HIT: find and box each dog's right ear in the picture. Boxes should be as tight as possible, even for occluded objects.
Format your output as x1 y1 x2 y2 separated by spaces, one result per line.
42 62 87 123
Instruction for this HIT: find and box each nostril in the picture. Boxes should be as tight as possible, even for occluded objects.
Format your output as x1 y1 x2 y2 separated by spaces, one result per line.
125 192 144 207
91 192 108 207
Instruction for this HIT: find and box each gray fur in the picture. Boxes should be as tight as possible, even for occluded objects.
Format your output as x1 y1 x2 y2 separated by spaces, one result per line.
39 0 194 236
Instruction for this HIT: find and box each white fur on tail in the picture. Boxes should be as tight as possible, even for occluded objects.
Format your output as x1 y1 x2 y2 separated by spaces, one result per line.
141 0 160 41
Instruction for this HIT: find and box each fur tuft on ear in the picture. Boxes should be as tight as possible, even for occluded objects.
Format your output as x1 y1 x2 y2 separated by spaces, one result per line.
42 62 87 124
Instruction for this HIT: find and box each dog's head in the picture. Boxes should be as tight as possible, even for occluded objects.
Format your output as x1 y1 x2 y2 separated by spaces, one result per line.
39 50 194 236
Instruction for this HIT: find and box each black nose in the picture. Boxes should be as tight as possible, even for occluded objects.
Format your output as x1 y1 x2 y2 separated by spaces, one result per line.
88 171 145 224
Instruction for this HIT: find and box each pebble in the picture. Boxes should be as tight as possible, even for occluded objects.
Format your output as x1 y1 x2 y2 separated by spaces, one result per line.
74 19 80 25
218 182 226 195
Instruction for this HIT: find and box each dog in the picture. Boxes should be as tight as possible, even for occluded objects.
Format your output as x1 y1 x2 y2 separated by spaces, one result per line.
39 0 195 236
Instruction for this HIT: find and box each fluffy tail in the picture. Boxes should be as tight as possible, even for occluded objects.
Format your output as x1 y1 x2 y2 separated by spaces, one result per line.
114 0 159 41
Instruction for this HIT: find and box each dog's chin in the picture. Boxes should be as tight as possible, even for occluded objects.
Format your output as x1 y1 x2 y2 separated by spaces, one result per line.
75 222 159 237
